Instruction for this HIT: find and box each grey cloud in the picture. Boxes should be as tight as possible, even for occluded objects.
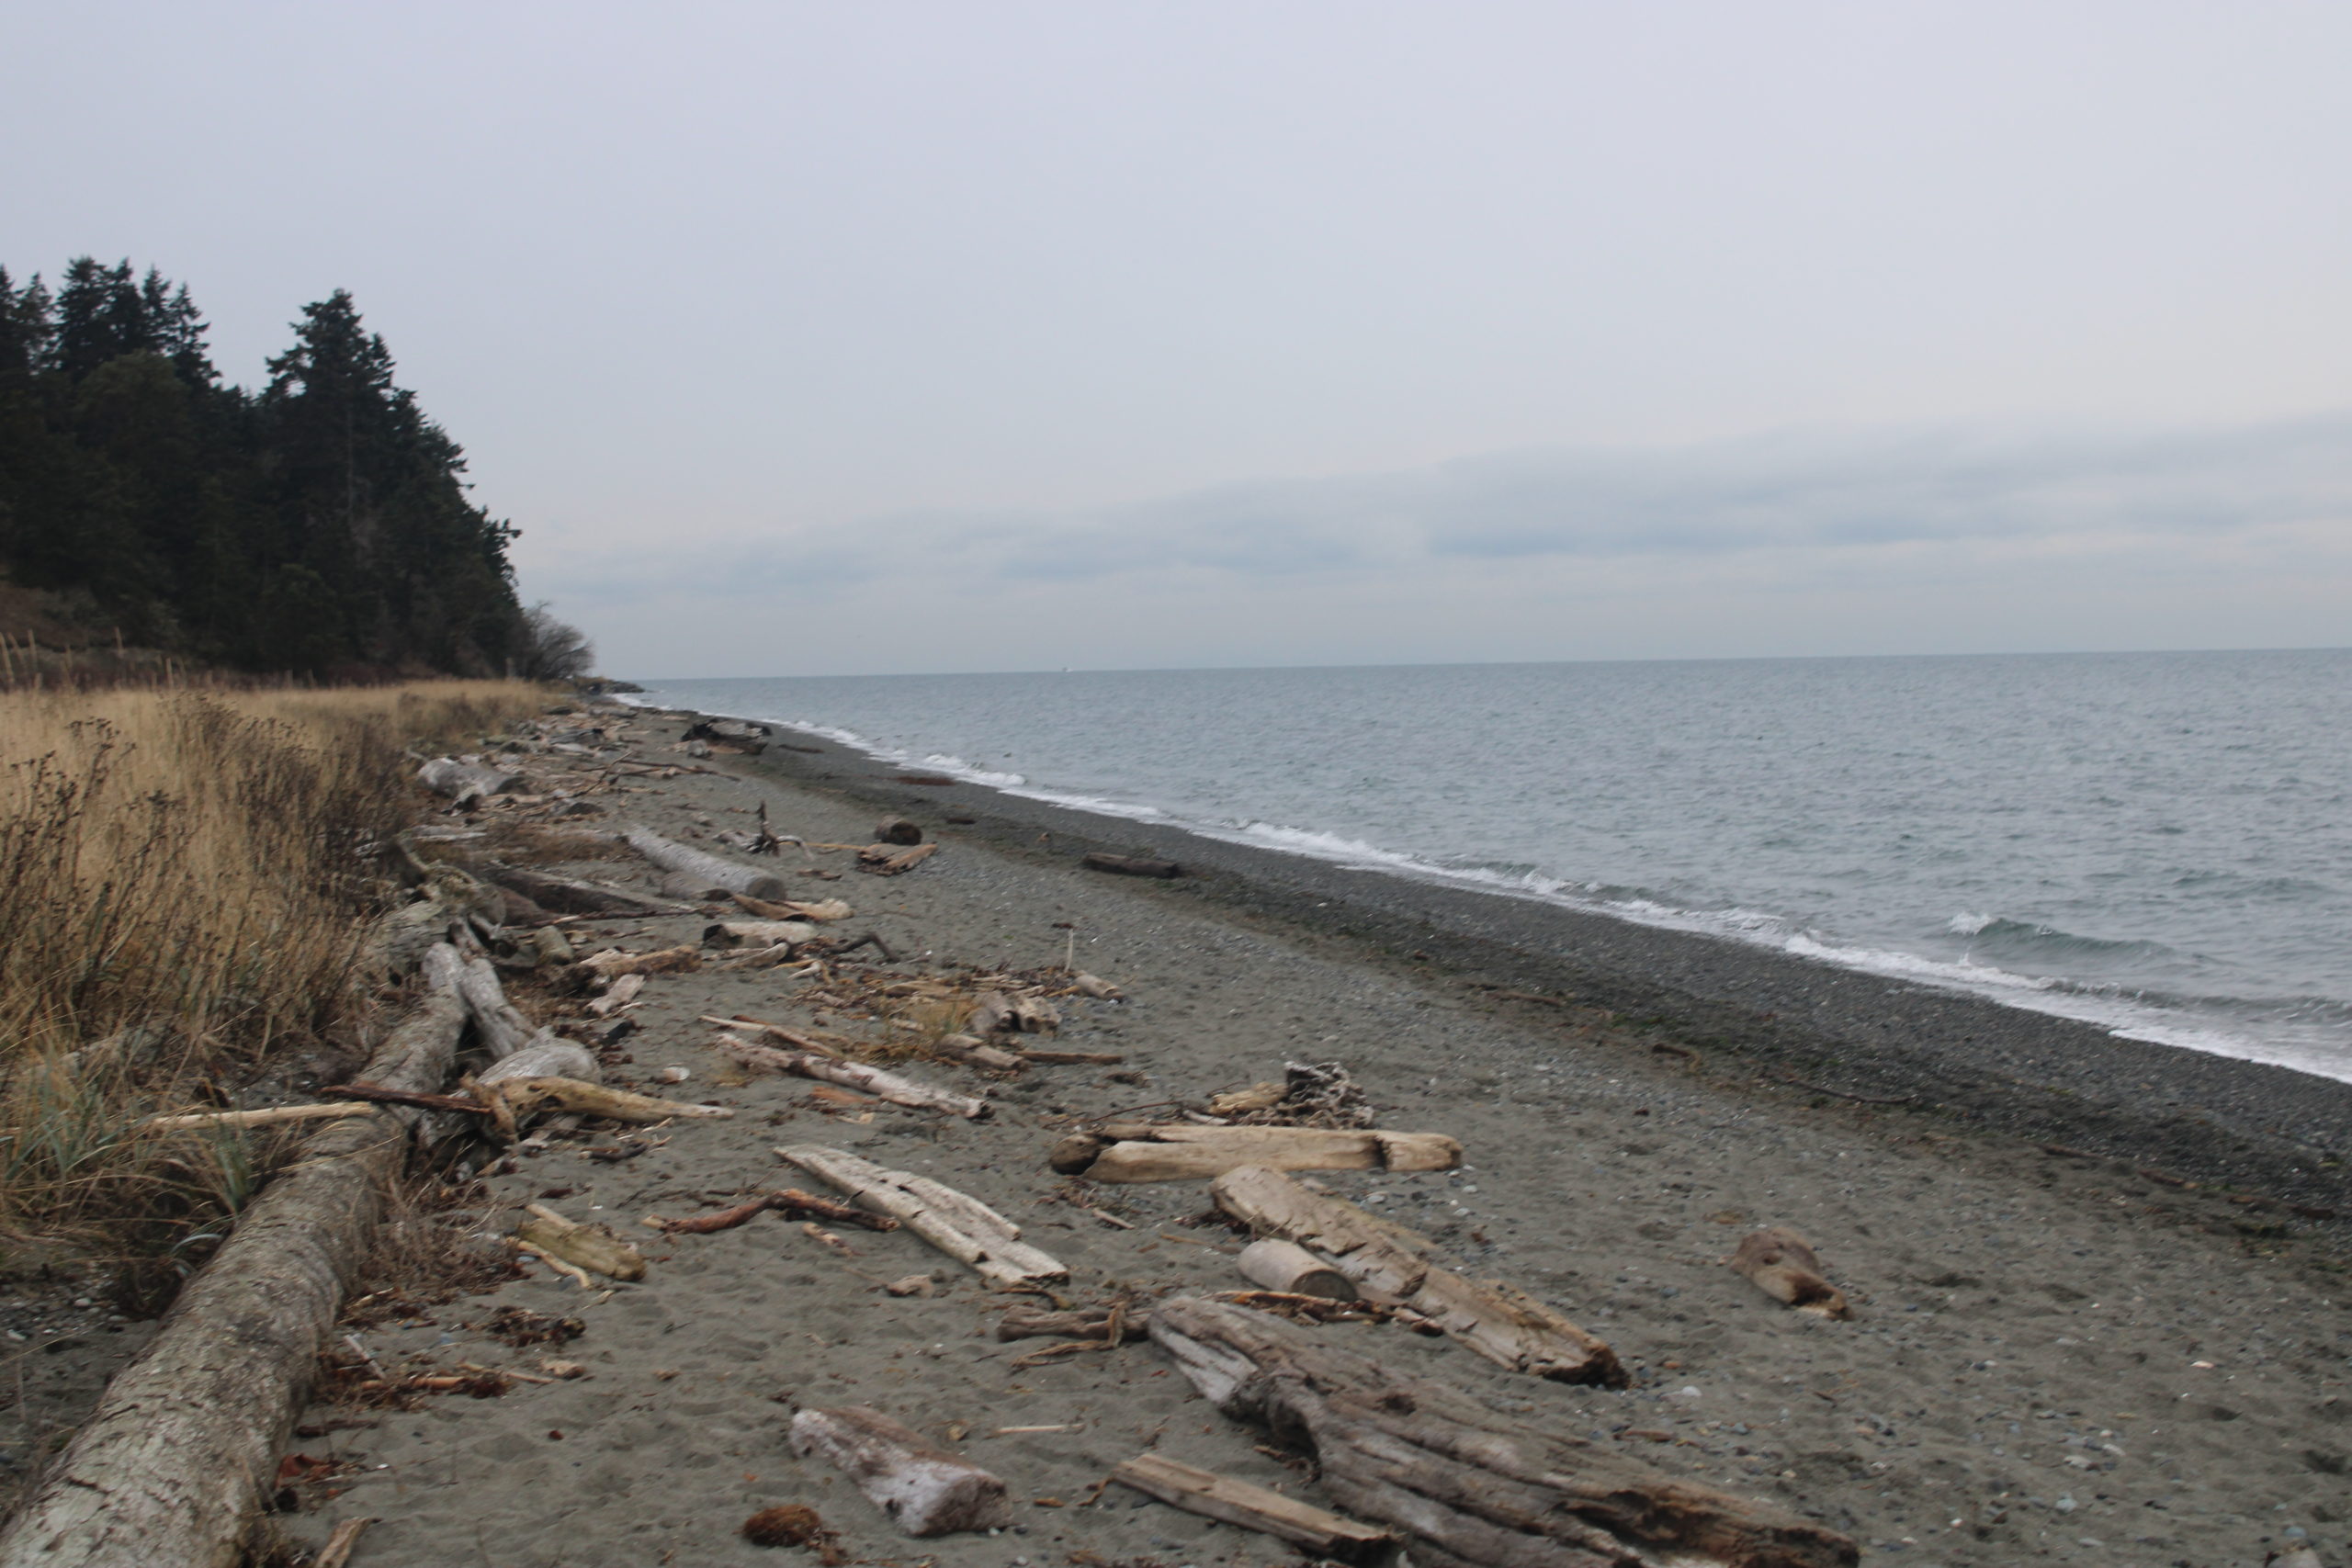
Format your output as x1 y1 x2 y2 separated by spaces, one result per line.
539 416 2352 604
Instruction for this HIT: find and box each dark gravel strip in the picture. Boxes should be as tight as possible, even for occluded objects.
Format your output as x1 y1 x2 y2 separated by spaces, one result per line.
673 710 2352 1222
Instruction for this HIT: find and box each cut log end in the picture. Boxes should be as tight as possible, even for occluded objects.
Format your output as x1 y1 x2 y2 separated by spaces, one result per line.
789 1406 1012 1537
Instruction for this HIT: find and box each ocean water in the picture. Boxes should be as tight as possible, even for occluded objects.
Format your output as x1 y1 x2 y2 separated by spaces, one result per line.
628 649 2352 1082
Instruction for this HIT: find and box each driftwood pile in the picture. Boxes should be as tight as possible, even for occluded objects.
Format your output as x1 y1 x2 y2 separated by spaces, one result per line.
4 705 1866 1568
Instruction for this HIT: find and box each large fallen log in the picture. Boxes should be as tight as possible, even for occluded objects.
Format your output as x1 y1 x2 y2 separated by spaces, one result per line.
1051 1124 1462 1182
776 1145 1067 1287
0 947 469 1568
1211 1165 1622 1386
416 756 520 803
620 825 789 899
1081 851 1181 878
789 1406 1011 1537
1150 1298 1857 1568
480 860 686 917
1728 1227 1851 1320
1111 1450 1396 1565
713 1036 989 1119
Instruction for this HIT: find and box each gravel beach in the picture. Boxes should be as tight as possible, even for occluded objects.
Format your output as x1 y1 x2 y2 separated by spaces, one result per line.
292 709 2352 1568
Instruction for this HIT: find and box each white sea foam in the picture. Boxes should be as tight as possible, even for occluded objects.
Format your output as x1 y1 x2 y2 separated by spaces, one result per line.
1947 911 1996 935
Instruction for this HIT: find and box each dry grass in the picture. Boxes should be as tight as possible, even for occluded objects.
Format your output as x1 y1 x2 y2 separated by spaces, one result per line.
0 679 545 1285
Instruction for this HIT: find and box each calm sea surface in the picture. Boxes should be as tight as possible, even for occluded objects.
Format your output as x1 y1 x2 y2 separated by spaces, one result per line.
630 650 2352 1082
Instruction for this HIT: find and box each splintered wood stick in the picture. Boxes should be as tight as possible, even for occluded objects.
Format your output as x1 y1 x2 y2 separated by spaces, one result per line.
701 1016 845 1059
516 1241 594 1290
313 1517 374 1568
644 1195 778 1234
778 1145 1067 1287
714 1037 990 1119
1110 1451 1396 1565
139 1102 377 1133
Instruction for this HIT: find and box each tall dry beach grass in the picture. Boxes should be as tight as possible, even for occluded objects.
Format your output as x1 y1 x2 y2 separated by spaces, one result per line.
0 679 543 1290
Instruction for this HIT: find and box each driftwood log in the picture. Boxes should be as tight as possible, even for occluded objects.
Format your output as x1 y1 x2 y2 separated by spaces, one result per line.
930 1033 1025 1072
969 991 1060 1035
1728 1227 1852 1319
1150 1298 1858 1568
1081 851 1181 878
788 1406 1011 1536
480 860 684 917
620 825 789 899
1212 1165 1622 1386
0 947 469 1568
564 943 701 993
729 892 852 922
994 1305 1152 1343
776 1145 1067 1287
874 818 924 845
1238 1237 1359 1300
416 756 519 803
713 1035 989 1118
1052 1124 1462 1182
475 1039 600 1087
1112 1451 1396 1565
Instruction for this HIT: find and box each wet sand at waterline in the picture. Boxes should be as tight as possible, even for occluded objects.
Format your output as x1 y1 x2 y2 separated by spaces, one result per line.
293 712 2349 1568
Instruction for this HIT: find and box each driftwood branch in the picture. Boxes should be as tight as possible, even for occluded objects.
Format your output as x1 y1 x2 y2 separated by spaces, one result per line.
140 1102 377 1133
1150 1296 1859 1568
1211 1165 1622 1386
1111 1451 1396 1565
776 1145 1067 1287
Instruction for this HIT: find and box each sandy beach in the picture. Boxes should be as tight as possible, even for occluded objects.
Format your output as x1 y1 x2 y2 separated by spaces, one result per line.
281 708 2350 1568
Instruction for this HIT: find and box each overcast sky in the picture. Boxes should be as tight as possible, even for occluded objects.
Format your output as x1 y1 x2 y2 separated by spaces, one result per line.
7 1 2348 674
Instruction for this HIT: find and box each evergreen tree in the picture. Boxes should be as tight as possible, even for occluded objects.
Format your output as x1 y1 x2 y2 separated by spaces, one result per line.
0 258 534 675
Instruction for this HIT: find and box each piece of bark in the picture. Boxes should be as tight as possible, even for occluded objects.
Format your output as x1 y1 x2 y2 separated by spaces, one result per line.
514 1203 646 1281
856 842 938 875
585 972 645 1017
1081 852 1181 878
1238 1238 1359 1301
620 825 790 899
1211 1165 1622 1386
0 949 468 1568
994 1305 1152 1343
311 1516 371 1568
1728 1227 1851 1320
416 756 519 803
480 860 684 917
874 818 924 845
713 1036 989 1119
1111 1451 1396 1565
788 1406 1011 1537
702 919 818 950
1051 1125 1462 1182
776 1145 1067 1287
140 1102 377 1134
1148 1297 1858 1568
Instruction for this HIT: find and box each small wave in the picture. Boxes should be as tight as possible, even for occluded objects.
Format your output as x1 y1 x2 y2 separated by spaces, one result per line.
1948 911 1996 935
1956 917 2178 963
919 753 1028 789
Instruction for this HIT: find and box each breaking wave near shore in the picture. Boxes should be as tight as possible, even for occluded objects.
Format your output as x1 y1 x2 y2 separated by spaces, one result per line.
628 649 2352 1083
